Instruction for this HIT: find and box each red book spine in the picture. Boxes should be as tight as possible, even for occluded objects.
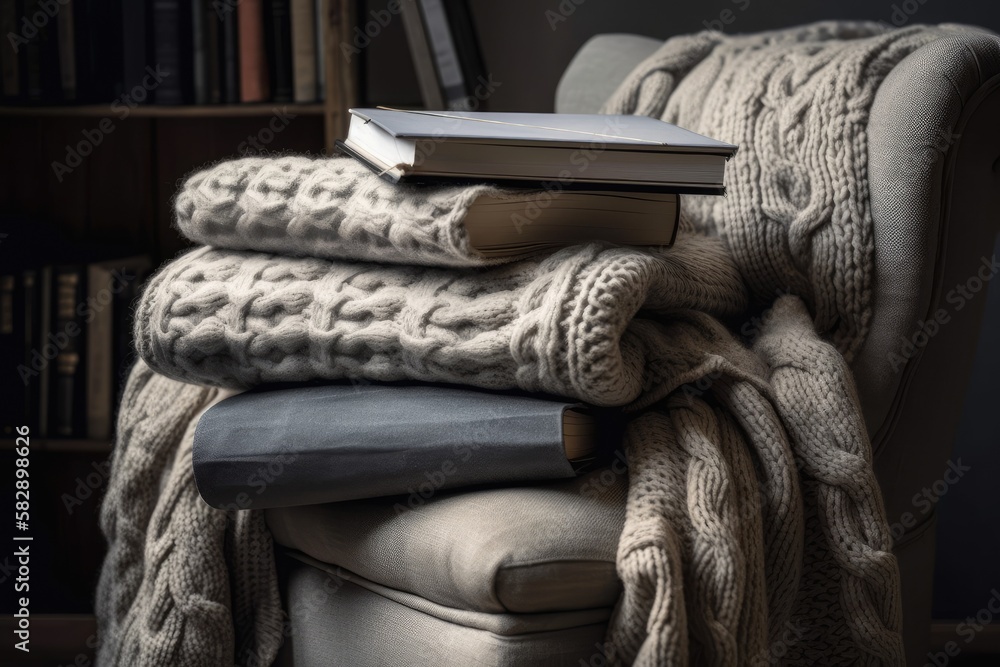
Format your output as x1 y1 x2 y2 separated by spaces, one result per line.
238 0 270 102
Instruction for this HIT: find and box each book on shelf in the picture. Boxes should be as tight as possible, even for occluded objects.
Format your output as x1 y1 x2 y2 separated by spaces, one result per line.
238 0 270 102
193 383 613 509
2 0 332 107
0 251 151 443
264 0 294 102
399 0 486 111
290 0 317 102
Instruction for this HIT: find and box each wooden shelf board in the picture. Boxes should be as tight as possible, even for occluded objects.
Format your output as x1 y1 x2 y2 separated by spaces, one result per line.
0 103 325 118
2 437 112 453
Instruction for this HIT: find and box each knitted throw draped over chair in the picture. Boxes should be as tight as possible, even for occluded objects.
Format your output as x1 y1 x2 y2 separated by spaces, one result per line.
96 21 969 667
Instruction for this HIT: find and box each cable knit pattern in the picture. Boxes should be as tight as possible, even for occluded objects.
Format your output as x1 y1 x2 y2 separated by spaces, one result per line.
97 20 947 667
96 363 283 667
175 155 526 267
135 235 748 402
602 21 962 360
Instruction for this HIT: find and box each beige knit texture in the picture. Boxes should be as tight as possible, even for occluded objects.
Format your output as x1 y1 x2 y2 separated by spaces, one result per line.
96 20 958 667
602 21 961 360
96 363 283 666
176 155 521 267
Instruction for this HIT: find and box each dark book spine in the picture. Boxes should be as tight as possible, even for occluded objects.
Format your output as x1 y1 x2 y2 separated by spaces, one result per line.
219 6 240 103
22 270 39 432
0 0 19 99
203 0 222 104
36 267 51 436
121 0 147 95
265 0 293 102
151 0 190 104
0 274 18 437
56 0 75 101
191 0 208 104
51 267 85 437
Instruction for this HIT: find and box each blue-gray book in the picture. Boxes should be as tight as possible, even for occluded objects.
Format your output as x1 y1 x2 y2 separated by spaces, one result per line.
193 384 603 509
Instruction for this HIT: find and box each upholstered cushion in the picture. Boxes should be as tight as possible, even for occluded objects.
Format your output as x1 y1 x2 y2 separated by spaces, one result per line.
265 466 626 614
275 555 611 667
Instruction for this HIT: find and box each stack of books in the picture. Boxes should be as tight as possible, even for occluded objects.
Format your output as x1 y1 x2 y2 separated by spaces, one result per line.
0 0 327 105
191 108 737 506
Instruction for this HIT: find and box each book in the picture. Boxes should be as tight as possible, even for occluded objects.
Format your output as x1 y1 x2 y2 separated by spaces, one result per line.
290 0 316 102
150 0 193 104
86 256 150 440
193 384 607 509
315 0 325 100
399 0 484 110
191 0 209 105
51 266 86 437
121 0 148 95
219 6 240 103
463 190 679 258
0 274 18 436
337 107 738 194
0 0 17 99
56 0 76 101
265 0 293 102
238 0 270 102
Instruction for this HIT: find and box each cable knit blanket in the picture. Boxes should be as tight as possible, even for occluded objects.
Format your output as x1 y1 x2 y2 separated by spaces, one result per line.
98 21 967 667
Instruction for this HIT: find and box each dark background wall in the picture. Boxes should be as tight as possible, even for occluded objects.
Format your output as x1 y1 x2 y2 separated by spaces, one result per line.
363 0 1000 111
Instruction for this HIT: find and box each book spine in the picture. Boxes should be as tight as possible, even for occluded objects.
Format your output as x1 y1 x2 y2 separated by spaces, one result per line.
314 0 324 101
52 268 84 437
219 6 240 103
0 274 16 436
121 0 147 94
191 0 208 105
56 0 75 101
22 270 38 432
0 0 19 99
290 0 316 102
85 264 113 441
265 0 292 102
37 267 51 437
151 0 183 104
204 1 222 104
238 0 269 102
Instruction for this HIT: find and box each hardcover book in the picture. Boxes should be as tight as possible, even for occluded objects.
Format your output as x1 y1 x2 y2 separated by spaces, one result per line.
193 383 610 509
337 107 738 193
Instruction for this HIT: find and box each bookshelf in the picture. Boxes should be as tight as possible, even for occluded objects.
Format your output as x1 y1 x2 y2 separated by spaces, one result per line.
0 1 360 664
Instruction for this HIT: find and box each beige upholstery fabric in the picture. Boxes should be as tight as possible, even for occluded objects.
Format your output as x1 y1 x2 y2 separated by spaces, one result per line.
266 467 626 614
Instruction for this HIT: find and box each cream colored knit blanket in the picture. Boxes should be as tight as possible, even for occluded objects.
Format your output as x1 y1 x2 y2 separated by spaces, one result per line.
98 21 963 667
